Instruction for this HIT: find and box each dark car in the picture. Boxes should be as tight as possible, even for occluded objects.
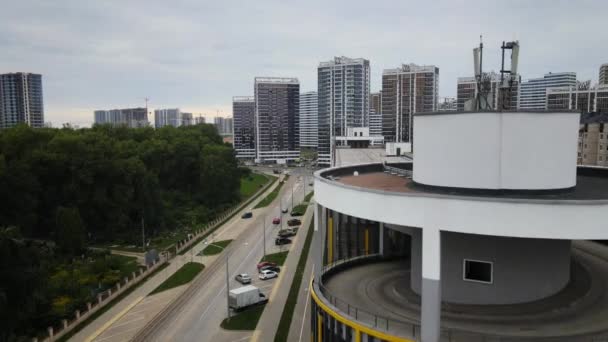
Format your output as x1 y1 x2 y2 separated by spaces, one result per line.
290 210 304 217
260 265 281 273
287 218 301 226
275 237 292 245
241 212 253 219
278 228 297 238
273 169 280 174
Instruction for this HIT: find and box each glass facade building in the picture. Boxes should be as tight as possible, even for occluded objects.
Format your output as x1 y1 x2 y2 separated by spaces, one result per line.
519 72 576 110
0 72 44 129
317 57 370 166
300 91 319 149
233 96 256 159
254 77 300 163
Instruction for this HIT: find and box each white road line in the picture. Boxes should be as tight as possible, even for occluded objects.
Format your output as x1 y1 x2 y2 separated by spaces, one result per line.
229 335 252 342
102 315 145 331
298 264 315 342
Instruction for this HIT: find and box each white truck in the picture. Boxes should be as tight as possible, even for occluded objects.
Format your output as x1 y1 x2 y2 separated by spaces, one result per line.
229 285 268 311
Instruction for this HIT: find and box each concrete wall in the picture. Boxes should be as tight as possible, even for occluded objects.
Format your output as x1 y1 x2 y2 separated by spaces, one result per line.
409 231 571 304
414 112 580 190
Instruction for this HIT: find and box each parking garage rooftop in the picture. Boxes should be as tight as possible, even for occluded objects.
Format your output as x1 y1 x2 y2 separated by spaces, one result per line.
321 163 608 201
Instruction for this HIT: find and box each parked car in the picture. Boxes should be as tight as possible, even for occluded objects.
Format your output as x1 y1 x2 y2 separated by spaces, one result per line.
273 169 280 174
235 273 252 284
259 269 278 280
242 212 253 219
257 261 277 271
287 218 301 226
278 228 297 238
260 265 281 273
290 209 304 217
275 237 292 245
281 208 288 214
272 217 281 224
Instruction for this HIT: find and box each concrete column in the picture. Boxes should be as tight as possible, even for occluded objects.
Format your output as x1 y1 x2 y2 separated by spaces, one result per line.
47 327 53 338
62 319 68 329
98 294 103 304
75 310 80 320
313 203 325 280
379 222 385 256
421 228 441 342
87 302 92 311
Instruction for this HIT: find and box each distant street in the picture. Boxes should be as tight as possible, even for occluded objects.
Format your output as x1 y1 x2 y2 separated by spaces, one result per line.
141 168 311 342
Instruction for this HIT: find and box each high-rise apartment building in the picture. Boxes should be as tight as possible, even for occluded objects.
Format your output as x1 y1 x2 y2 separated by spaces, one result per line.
381 64 438 143
299 91 318 149
578 112 608 166
317 56 370 166
94 108 148 127
254 77 300 163
0 72 44 129
456 72 520 111
233 96 256 159
547 84 608 114
154 108 182 128
194 115 206 124
214 117 233 135
600 64 608 85
519 72 576 110
181 112 193 126
369 92 382 137
438 97 457 111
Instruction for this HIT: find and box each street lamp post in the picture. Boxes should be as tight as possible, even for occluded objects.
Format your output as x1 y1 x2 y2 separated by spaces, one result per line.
204 240 231 320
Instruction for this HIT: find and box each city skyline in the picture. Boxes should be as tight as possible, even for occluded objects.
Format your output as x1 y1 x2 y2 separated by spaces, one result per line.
2 1 607 127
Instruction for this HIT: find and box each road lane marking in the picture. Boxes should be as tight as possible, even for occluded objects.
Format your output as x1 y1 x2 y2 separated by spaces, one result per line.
85 296 144 342
229 335 252 342
298 264 315 342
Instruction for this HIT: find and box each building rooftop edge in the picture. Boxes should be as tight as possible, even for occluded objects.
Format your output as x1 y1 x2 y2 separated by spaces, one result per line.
413 109 579 116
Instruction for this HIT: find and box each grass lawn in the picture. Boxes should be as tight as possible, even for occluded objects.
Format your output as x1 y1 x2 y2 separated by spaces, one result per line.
303 191 314 203
150 262 204 295
198 239 232 256
260 251 289 266
290 204 307 216
241 173 270 199
220 304 266 330
254 180 285 209
111 255 142 277
273 220 314 342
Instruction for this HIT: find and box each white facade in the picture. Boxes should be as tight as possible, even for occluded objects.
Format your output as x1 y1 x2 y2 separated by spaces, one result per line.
299 91 318 148
154 108 182 128
385 142 411 156
413 111 580 190
519 72 576 110
600 63 608 85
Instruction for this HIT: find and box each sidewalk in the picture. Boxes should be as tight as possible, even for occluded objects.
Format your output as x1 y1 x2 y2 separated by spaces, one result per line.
285 242 314 342
251 202 314 342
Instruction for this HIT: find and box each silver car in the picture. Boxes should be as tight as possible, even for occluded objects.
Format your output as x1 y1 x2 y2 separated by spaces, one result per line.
235 273 252 284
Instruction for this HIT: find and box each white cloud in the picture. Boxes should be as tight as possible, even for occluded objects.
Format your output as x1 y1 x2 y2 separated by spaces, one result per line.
1 0 606 125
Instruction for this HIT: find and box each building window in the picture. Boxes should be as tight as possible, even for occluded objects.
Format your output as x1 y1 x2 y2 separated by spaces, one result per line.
463 259 493 284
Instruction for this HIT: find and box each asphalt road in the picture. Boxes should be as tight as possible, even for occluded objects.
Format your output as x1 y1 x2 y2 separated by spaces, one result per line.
146 171 310 342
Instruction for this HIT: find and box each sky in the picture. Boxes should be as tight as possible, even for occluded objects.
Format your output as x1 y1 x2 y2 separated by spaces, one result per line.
1 0 607 127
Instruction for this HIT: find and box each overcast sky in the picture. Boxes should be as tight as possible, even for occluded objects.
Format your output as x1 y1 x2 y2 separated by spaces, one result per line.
2 0 607 126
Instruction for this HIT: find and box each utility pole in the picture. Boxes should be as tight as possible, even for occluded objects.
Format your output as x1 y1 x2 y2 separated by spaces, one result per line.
291 183 294 209
262 216 266 258
141 216 145 252
225 252 231 320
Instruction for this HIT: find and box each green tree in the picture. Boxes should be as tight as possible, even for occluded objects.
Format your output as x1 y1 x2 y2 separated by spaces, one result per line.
55 207 86 256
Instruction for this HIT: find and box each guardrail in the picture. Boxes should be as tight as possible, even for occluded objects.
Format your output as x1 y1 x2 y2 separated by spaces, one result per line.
382 162 413 178
316 255 608 342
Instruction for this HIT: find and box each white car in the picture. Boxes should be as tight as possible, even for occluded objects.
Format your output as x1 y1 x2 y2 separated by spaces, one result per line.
259 269 278 280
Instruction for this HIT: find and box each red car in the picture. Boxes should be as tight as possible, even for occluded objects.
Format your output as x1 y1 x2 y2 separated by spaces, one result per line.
272 217 281 224
257 261 277 271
